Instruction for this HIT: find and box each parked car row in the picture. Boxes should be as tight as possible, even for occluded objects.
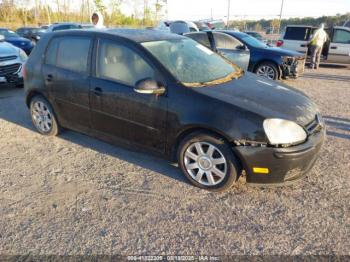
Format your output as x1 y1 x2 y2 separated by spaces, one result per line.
0 35 27 87
278 25 350 64
23 29 325 192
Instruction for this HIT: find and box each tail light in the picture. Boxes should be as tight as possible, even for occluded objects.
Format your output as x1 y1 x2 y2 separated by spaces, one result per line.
276 40 284 47
22 63 27 80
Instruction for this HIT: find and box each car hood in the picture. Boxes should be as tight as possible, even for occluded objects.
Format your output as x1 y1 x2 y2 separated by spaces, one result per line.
192 72 318 126
261 46 303 57
0 42 19 56
6 37 31 44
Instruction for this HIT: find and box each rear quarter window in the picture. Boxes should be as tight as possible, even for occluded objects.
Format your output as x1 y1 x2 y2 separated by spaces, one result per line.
186 33 211 49
284 27 312 41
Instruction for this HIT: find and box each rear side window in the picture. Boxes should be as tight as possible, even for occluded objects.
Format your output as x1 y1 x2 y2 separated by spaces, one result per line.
186 33 211 49
213 32 242 49
332 29 350 44
45 38 59 65
56 37 91 72
284 27 312 40
96 40 155 86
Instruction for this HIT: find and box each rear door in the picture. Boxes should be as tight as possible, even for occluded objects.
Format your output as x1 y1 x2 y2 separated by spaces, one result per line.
185 32 214 50
90 38 168 152
327 28 350 64
212 32 250 70
43 35 93 130
282 26 313 54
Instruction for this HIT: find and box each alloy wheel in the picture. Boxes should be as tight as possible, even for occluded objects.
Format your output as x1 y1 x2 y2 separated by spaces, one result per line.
31 101 53 133
257 65 276 80
184 142 227 186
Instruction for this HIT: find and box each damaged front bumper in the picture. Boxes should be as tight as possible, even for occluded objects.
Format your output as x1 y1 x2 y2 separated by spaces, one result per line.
233 123 326 185
281 56 306 79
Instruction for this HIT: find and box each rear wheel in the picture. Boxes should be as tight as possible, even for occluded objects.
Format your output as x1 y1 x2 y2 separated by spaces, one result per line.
255 62 279 80
178 132 241 192
30 95 61 136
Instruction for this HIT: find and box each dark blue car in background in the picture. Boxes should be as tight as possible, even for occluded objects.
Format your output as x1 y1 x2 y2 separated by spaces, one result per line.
187 30 306 80
0 28 34 55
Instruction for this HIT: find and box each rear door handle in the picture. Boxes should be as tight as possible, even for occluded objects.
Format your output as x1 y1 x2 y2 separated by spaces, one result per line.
94 87 103 96
301 44 307 47
46 74 53 82
330 46 337 49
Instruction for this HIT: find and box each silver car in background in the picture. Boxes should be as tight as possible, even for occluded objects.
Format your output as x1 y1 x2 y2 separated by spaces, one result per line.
0 35 27 88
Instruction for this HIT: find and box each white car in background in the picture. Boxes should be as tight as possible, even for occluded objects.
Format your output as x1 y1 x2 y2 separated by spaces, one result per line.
277 25 350 64
155 20 199 34
0 35 27 88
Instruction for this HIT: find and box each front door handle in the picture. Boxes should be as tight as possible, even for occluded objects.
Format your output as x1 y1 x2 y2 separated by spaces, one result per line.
94 87 103 96
301 44 307 47
330 46 337 49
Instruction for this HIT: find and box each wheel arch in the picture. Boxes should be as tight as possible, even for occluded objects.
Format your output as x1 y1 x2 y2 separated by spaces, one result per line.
170 125 235 162
25 90 45 108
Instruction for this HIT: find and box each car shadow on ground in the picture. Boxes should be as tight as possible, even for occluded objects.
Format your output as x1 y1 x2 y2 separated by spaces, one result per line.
0 87 189 186
324 116 350 140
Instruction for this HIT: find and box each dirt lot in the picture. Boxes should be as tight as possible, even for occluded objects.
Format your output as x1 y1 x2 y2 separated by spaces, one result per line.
0 66 350 257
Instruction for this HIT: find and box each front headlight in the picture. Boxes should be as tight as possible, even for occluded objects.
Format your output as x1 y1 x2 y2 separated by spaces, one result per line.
19 49 28 62
263 118 307 145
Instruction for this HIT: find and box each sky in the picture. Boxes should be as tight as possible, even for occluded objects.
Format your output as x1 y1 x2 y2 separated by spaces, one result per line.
162 0 350 21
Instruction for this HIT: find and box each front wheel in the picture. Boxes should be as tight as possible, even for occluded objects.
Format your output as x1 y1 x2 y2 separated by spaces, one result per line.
255 62 279 80
30 95 61 136
178 132 241 192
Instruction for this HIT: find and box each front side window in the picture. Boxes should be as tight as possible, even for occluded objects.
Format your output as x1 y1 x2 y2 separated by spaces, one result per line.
142 38 240 87
332 29 350 44
97 40 155 86
55 37 91 72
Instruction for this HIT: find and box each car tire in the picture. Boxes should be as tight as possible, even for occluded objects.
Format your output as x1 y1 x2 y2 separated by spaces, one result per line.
255 62 279 80
177 131 241 192
30 95 61 136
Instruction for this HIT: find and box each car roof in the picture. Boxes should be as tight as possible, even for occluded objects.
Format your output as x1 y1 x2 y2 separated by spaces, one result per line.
218 30 248 38
62 28 185 43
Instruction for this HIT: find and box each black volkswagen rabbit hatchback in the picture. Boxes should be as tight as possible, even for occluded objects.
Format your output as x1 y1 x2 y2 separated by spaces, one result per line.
24 29 325 192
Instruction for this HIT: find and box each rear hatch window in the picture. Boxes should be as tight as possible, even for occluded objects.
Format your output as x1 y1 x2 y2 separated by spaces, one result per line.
284 27 313 41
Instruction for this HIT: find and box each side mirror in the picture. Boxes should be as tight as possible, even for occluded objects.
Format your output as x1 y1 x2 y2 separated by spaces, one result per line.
134 79 165 95
237 44 246 50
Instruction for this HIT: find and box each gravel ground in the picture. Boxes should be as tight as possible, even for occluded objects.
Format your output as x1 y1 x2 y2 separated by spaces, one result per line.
0 65 349 257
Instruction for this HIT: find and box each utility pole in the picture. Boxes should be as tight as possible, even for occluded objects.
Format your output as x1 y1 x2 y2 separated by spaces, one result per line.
279 0 285 33
226 0 231 29
211 8 213 20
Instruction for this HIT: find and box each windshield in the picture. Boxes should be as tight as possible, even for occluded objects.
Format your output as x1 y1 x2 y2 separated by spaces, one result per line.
142 39 241 87
241 34 267 48
0 30 20 38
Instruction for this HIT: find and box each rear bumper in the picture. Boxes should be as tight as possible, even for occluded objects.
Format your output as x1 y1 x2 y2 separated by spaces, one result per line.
233 128 326 185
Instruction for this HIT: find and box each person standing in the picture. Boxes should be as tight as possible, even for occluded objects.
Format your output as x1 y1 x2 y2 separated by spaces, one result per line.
308 23 329 69
91 11 106 29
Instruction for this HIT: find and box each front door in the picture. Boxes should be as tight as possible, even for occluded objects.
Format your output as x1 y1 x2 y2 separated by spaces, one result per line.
212 32 250 70
90 38 168 152
327 28 350 64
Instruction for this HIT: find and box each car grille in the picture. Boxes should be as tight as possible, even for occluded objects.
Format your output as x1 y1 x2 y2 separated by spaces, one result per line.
0 63 21 76
305 114 323 135
0 56 17 62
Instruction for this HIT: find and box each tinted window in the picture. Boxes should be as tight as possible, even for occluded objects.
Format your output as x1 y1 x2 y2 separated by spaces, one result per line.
45 38 59 65
284 27 312 40
97 40 155 86
186 33 211 48
53 25 80 31
213 32 242 49
56 37 91 72
332 29 350 44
